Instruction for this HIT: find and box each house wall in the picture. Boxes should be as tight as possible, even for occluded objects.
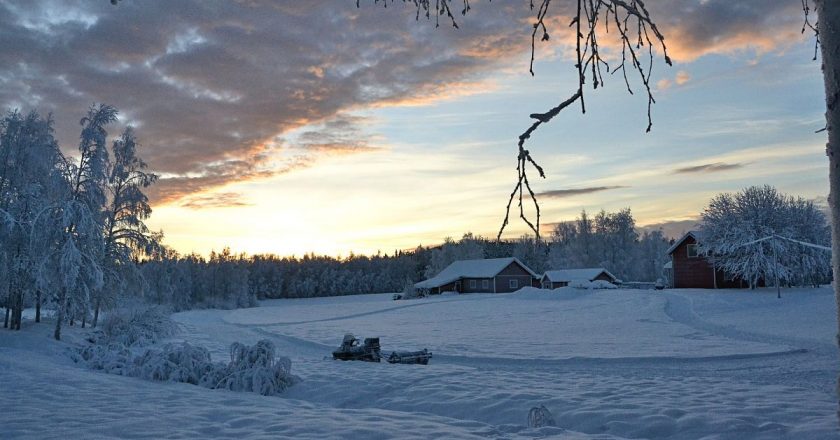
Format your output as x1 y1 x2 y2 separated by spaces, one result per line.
461 278 495 293
495 262 534 292
672 236 715 288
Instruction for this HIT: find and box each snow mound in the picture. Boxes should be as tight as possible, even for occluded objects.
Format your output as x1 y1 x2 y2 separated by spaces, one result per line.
568 279 617 289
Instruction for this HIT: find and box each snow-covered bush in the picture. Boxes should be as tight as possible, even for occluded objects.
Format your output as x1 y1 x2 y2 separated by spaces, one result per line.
78 336 298 396
213 340 297 395
527 405 555 428
129 342 214 385
96 306 177 347
400 279 420 300
568 279 617 290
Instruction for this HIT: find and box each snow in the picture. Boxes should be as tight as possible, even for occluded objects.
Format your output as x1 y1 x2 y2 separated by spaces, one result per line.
542 268 616 283
2 286 838 439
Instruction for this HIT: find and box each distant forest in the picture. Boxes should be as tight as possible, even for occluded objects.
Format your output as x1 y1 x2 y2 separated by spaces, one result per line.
141 208 671 310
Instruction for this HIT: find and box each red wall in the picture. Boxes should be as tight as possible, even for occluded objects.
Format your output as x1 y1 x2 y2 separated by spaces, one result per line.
672 236 715 288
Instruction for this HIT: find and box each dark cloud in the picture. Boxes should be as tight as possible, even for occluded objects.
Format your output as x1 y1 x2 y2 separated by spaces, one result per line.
537 186 627 198
0 0 530 203
674 162 745 174
0 0 803 204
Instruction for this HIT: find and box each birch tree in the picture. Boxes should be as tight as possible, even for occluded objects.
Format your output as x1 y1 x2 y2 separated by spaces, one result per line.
0 111 65 330
94 127 158 327
33 104 116 340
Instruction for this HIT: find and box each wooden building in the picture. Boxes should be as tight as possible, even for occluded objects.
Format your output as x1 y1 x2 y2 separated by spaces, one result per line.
667 231 749 289
541 268 618 289
414 257 539 294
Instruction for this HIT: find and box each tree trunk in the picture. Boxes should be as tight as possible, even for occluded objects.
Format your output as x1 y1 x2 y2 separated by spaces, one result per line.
81 313 86 329
54 291 66 341
12 290 22 331
93 299 100 328
35 291 41 323
3 306 8 329
815 0 840 417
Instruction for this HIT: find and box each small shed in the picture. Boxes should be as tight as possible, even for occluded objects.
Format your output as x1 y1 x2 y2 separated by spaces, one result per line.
414 257 538 294
541 268 618 289
667 231 749 289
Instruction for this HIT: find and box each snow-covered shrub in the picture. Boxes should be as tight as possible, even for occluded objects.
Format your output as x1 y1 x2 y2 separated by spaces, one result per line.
75 342 133 374
568 279 617 290
78 337 298 396
129 342 214 385
213 340 297 395
97 306 177 347
527 405 555 428
400 279 419 300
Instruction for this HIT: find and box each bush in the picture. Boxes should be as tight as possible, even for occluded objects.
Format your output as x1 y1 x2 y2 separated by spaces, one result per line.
96 306 177 347
78 338 298 396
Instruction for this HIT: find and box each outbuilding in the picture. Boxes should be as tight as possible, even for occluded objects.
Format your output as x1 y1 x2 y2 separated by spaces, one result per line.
667 231 749 288
541 268 618 289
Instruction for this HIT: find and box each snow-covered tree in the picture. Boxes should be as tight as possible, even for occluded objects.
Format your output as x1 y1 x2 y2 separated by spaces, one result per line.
0 110 66 330
698 185 830 289
94 127 158 326
424 233 486 278
33 104 118 340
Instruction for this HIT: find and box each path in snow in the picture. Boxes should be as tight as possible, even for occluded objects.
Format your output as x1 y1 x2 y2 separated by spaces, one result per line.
168 287 839 439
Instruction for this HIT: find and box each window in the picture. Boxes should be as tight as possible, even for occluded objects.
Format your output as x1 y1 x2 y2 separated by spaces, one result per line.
482 279 489 289
509 279 519 289
469 279 477 289
687 244 699 258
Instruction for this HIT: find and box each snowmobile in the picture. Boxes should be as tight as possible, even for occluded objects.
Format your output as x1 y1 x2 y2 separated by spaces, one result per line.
332 334 381 362
332 334 433 365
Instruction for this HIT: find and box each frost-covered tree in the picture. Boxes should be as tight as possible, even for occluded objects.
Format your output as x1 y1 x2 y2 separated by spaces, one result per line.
424 233 486 278
33 104 117 340
0 111 66 330
95 127 158 327
512 234 548 274
698 185 830 289
547 208 667 281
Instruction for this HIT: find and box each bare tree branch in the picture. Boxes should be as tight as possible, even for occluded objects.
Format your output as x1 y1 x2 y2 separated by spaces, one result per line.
361 1 672 240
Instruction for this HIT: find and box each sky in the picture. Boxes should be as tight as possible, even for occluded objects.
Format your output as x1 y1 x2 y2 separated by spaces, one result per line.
0 0 828 257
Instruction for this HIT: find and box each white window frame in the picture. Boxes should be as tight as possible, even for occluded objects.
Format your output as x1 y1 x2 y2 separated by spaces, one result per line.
509 279 519 289
469 279 477 289
687 244 699 258
482 279 489 289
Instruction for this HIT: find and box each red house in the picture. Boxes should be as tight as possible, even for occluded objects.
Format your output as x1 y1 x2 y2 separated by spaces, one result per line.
667 231 749 289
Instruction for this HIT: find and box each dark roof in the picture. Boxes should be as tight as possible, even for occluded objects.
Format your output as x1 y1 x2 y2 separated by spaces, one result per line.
666 230 699 255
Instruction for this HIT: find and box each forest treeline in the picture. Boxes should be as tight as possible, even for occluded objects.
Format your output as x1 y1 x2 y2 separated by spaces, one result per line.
140 208 673 309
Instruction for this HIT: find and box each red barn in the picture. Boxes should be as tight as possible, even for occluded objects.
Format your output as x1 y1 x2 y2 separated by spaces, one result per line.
667 231 749 289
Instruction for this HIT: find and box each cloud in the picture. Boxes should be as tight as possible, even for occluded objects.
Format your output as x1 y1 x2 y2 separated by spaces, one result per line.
537 186 627 198
675 70 691 85
673 162 745 174
180 192 253 209
0 0 529 204
0 0 811 205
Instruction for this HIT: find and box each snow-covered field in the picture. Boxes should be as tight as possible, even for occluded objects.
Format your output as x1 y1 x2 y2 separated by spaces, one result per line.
1 286 838 439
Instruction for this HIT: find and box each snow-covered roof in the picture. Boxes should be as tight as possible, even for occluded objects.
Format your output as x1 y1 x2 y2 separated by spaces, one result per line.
415 257 537 289
542 268 617 283
666 230 699 255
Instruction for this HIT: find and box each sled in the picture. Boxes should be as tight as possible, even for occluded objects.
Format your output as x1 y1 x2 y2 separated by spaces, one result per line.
387 349 432 365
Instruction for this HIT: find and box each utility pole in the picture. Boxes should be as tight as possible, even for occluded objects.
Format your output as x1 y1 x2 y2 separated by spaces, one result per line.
772 236 780 299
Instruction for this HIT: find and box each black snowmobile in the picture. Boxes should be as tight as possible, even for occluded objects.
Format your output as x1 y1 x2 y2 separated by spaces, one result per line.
332 334 381 362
